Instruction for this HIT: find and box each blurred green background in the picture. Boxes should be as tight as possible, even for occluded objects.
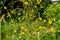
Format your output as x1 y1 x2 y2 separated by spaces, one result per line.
0 0 60 40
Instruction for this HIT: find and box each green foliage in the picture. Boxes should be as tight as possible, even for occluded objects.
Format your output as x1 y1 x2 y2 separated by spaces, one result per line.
1 0 60 40
43 3 60 27
0 0 51 22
